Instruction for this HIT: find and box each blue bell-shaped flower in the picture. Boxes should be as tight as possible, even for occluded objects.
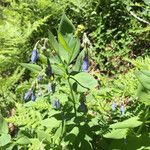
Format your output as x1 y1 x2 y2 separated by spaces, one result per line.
31 91 36 101
120 105 125 116
31 49 40 63
82 55 89 72
24 90 31 100
52 99 61 109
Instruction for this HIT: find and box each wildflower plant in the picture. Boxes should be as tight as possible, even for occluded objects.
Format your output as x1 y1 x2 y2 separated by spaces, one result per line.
4 14 150 150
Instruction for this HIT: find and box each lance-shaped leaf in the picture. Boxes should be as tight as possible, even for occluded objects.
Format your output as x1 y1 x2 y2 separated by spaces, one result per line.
110 117 142 129
20 63 42 73
58 13 75 35
71 72 98 92
104 129 128 139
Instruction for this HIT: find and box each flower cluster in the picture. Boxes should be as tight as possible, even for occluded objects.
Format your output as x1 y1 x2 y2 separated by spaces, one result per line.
24 90 36 101
111 101 125 116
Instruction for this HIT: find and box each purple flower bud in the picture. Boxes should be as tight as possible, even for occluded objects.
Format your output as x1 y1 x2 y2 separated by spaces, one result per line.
82 55 89 72
120 105 125 116
45 58 53 77
31 49 40 63
51 83 56 93
52 99 61 109
111 101 116 111
79 101 87 112
24 90 31 100
31 91 36 101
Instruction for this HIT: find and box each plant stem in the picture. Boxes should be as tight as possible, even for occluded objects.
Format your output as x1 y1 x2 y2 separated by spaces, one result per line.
67 77 77 116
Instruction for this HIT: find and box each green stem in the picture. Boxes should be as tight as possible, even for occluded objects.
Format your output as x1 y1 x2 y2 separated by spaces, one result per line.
67 77 77 116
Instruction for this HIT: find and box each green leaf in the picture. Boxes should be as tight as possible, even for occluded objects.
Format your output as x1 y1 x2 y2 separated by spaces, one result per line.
137 84 150 105
36 129 51 142
103 129 128 139
141 70 150 78
135 71 150 90
73 50 85 72
53 125 62 144
49 31 59 53
0 115 8 134
5 143 15 150
58 14 75 35
41 118 61 129
20 63 42 73
67 34 80 62
143 0 150 5
71 72 98 90
0 134 11 146
110 117 142 129
16 136 31 145
29 138 45 150
58 32 71 53
70 127 79 136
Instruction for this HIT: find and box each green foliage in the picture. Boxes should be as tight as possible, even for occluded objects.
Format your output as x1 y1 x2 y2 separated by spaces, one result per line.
0 0 150 149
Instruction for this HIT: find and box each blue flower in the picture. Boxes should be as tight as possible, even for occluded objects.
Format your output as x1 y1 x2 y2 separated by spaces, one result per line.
51 83 56 93
111 101 116 111
82 55 89 72
31 49 40 63
24 90 31 100
120 105 125 116
31 91 36 101
52 99 61 109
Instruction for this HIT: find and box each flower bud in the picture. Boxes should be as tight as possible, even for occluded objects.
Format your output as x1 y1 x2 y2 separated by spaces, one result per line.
82 55 89 72
45 58 53 77
111 101 116 111
79 101 87 112
51 83 56 93
24 90 31 100
31 91 36 101
52 99 61 109
31 49 40 63
120 105 125 116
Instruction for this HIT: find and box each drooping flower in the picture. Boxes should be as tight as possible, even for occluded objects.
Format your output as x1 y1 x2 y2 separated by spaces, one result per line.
52 99 61 109
82 54 89 72
31 91 36 101
120 105 125 116
51 83 56 93
79 101 87 112
111 101 116 111
31 49 40 63
45 58 53 77
24 90 31 100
